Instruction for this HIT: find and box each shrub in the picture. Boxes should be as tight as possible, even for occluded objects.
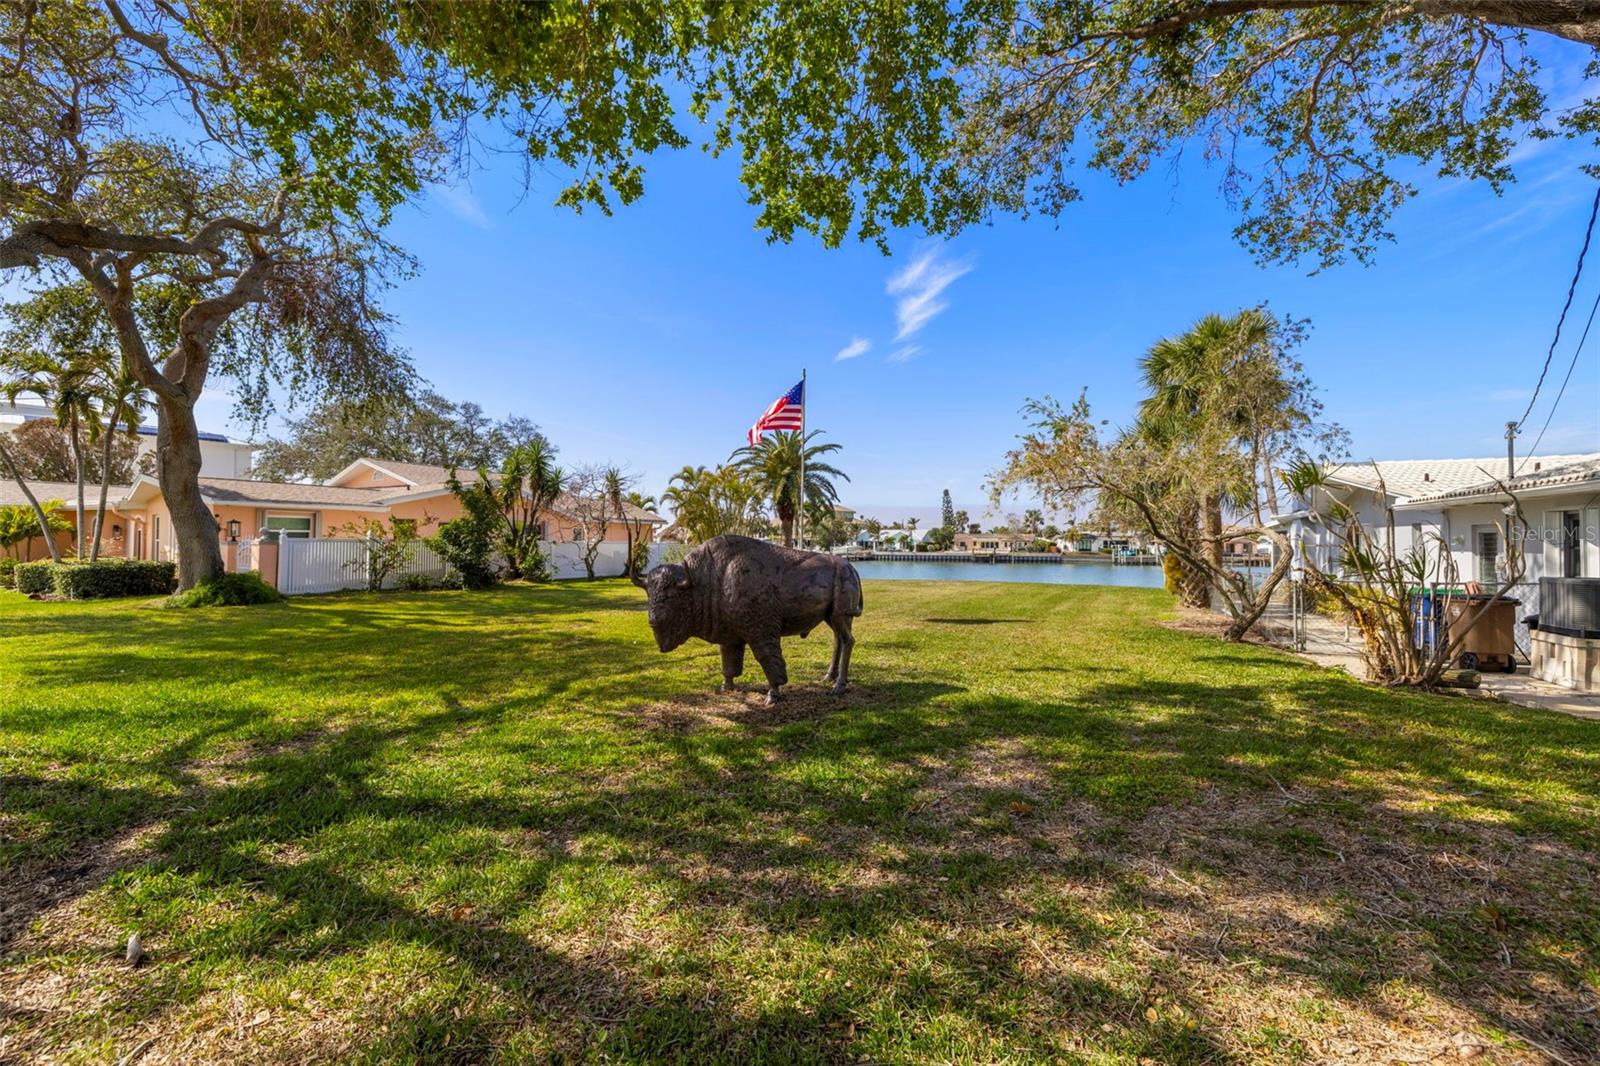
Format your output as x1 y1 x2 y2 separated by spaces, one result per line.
1162 553 1185 597
49 559 179 599
516 539 552 583
15 560 55 596
0 557 17 589
399 573 436 591
169 571 284 607
430 515 498 590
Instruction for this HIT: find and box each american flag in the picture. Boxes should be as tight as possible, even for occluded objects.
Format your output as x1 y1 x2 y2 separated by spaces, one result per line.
747 379 805 444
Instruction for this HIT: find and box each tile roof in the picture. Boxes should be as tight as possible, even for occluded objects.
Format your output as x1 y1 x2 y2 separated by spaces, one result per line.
0 480 130 508
1324 453 1596 501
1401 455 1600 505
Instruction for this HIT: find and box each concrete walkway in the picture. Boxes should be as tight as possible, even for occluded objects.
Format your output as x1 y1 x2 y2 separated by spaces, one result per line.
1271 613 1600 721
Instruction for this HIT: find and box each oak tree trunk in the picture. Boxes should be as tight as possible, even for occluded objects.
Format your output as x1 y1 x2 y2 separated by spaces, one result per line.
157 395 224 588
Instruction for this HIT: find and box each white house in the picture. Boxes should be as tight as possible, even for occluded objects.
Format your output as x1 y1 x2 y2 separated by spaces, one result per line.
1275 452 1600 658
1 399 255 478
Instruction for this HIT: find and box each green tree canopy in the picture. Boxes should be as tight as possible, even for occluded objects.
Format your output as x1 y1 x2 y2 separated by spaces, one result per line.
953 2 1600 268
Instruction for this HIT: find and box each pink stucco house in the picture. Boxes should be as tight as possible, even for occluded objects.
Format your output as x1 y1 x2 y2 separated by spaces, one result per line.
3 458 664 563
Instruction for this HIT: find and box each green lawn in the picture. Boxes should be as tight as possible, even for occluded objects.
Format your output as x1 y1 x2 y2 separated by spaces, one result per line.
2 581 1597 1064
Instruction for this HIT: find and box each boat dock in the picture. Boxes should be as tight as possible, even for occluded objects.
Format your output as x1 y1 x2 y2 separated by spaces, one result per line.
837 550 1161 566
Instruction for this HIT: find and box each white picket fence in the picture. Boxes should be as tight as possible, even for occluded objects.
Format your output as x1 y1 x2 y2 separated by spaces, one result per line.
277 537 669 596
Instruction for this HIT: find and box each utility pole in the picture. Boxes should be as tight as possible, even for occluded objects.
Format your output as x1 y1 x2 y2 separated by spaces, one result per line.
1505 420 1518 479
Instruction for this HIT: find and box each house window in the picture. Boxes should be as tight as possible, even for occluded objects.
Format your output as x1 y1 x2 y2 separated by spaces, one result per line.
265 514 313 539
1561 511 1582 578
1475 528 1500 588
152 515 161 560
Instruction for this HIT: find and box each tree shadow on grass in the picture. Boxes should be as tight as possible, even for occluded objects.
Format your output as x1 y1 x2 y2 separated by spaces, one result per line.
5 589 1600 1061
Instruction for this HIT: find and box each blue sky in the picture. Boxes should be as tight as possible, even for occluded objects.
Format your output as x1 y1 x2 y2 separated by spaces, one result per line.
219 44 1600 525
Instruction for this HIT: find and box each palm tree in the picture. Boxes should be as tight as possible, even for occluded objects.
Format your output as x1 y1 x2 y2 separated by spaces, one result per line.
1138 314 1242 575
3 352 98 558
87 361 150 561
663 465 767 543
730 430 849 547
602 466 658 581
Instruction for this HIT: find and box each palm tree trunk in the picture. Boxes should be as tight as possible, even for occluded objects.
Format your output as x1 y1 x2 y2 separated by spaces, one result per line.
90 419 117 562
0 437 63 563
1203 492 1224 575
71 412 86 559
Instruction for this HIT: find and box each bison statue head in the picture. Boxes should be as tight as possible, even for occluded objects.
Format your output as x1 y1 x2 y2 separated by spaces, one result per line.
636 562 694 652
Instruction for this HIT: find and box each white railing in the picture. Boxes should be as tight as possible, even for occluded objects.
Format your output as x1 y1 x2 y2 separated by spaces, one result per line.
277 537 668 595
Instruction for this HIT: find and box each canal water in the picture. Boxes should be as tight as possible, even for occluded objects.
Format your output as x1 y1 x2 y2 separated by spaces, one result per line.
851 558 1166 588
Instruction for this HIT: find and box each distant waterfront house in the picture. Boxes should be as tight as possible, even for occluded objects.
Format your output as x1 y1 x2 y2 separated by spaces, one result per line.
951 530 1036 553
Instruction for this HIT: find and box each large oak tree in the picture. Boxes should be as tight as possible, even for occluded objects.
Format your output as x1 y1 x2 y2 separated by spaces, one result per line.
0 0 971 587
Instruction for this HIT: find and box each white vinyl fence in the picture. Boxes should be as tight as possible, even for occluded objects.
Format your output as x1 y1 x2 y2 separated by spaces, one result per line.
277 537 669 595
544 540 670 581
278 537 451 596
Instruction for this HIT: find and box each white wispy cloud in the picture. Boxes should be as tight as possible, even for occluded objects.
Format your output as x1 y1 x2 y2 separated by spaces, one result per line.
834 337 872 362
888 345 922 363
886 246 972 341
432 184 492 230
1486 387 1532 403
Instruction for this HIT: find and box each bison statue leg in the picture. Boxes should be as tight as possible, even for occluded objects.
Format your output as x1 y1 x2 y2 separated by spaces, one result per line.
748 636 788 706
719 642 746 692
824 616 856 694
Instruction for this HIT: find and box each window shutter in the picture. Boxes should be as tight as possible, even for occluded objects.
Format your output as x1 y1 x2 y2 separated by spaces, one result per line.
1586 506 1600 577
1542 511 1562 580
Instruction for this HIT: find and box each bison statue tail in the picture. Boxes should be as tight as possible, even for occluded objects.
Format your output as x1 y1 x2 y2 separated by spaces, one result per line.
833 562 864 618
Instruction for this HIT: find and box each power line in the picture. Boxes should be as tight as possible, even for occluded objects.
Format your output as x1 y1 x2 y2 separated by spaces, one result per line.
1520 278 1600 468
1518 183 1600 431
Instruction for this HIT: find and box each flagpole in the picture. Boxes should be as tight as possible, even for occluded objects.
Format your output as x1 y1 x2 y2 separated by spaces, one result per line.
798 368 807 550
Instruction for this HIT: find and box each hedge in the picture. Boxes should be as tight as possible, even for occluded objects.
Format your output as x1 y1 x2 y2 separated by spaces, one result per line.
0 557 17 589
14 559 179 599
15 560 53 596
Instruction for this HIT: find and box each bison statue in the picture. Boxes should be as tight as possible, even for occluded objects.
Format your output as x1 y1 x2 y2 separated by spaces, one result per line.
635 534 863 705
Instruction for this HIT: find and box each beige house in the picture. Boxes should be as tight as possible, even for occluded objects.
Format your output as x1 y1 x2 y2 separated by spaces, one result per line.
951 530 1040 552
3 458 664 563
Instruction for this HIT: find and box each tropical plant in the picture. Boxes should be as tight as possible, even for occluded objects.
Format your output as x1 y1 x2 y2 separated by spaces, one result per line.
662 465 768 544
449 438 563 581
604 469 658 582
332 517 425 593
991 390 1292 642
0 499 70 560
730 430 848 547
